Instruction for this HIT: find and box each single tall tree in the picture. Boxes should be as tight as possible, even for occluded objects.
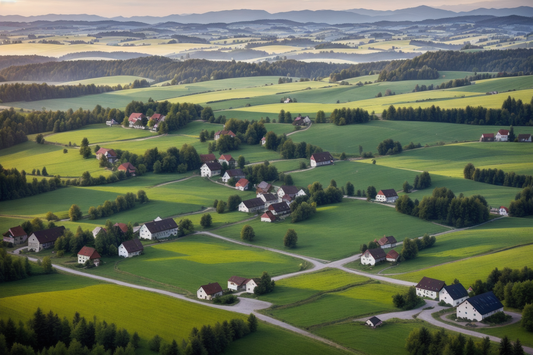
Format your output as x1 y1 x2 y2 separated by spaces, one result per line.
284 229 298 248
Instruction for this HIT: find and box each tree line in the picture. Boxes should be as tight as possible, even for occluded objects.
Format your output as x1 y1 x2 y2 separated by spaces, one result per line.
378 65 439 82
328 61 389 82
509 187 533 218
0 82 115 103
88 190 148 220
0 248 32 283
463 163 533 189
412 77 471 92
396 187 489 228
382 96 533 126
329 107 371 126
263 132 323 159
0 165 65 201
0 56 349 84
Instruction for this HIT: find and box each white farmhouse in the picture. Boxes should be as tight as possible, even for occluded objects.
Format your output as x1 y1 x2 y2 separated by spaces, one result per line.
118 239 144 258
77 246 101 266
310 152 334 167
456 291 504 321
238 198 265 213
495 129 509 142
499 206 509 216
200 162 222 177
261 211 277 222
197 283 223 300
277 186 306 200
227 276 248 291
258 193 278 206
245 278 260 294
235 178 249 191
360 248 386 266
375 189 398 203
221 169 245 183
92 227 106 238
439 284 469 307
415 277 446 299
139 218 178 240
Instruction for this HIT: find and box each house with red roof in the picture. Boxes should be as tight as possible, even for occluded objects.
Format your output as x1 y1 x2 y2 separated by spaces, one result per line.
261 211 277 222
261 137 266 145
114 223 128 234
480 133 495 142
218 154 235 167
375 235 397 249
499 206 509 216
3 226 27 245
197 283 223 300
386 250 399 262
496 129 509 142
200 154 217 164
214 130 236 140
78 246 101 266
96 148 118 163
118 162 136 176
375 189 398 203
235 178 249 191
128 113 146 128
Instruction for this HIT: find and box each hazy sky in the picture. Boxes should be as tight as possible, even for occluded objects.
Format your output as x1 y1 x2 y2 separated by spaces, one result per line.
0 0 527 17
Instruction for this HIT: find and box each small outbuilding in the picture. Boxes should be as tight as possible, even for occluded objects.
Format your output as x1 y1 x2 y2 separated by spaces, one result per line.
200 154 217 164
96 148 118 163
518 133 531 142
3 226 28 245
78 246 101 266
480 133 495 142
261 211 277 222
118 162 137 176
310 152 334 167
386 250 399 263
440 284 469 307
366 316 383 328
256 181 272 194
376 235 397 249
245 278 260 294
118 239 144 258
221 169 245 183
197 283 223 300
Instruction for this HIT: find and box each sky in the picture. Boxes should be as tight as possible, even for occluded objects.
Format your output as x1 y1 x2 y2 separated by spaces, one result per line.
0 0 528 17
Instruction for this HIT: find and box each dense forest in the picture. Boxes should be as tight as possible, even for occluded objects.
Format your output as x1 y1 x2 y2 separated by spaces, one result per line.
0 57 350 83
329 107 371 125
328 61 390 82
0 165 65 201
382 96 533 126
0 55 55 72
0 82 115 103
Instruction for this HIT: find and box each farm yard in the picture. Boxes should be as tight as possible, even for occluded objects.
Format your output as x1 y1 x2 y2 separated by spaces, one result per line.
2 27 533 355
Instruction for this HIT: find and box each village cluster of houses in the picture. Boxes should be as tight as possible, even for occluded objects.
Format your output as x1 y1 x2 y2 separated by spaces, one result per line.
480 129 532 142
238 185 307 222
96 147 137 175
197 275 261 300
360 236 400 265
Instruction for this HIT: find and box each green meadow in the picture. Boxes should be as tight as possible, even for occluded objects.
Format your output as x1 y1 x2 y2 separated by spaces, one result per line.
45 124 157 145
477 322 533 348
215 199 447 260
449 75 533 94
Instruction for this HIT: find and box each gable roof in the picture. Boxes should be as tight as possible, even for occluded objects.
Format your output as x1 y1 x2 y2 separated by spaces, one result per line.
499 206 509 212
378 236 397 245
92 226 106 235
246 278 261 285
497 129 509 135
200 282 223 295
224 169 245 177
150 113 163 120
261 193 278 202
78 246 101 259
416 277 446 292
481 133 494 138
269 202 290 213
215 130 236 137
200 154 216 163
121 239 144 253
96 148 117 157
128 112 145 122
386 250 399 259
236 178 249 188
32 226 65 244
443 284 469 300
279 185 299 195
465 291 503 315
118 162 136 171
365 248 386 260
219 154 234 161
242 198 265 209
518 133 531 140
367 316 382 326
256 181 272 192
311 151 334 162
377 189 398 197
143 218 178 234
228 276 248 286
203 162 222 171
261 211 276 221
4 226 26 238
114 223 128 233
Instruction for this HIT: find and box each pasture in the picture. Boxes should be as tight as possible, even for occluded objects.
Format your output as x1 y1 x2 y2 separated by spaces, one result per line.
215 199 447 260
45 124 156 145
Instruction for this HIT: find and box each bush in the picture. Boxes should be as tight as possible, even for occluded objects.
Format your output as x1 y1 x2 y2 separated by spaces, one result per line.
213 294 237 304
482 311 510 324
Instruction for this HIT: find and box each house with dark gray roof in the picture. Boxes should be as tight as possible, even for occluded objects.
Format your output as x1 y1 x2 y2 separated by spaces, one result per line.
310 152 334 167
375 189 398 203
416 277 446 299
268 202 291 216
201 162 223 177
238 198 265 213
197 283 223 300
139 218 178 240
440 284 469 306
221 169 245 183
119 239 144 258
361 248 386 266
366 316 382 328
28 226 66 252
456 291 503 321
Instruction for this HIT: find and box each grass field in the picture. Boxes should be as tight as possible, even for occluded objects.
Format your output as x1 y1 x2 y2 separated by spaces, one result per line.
45 124 156 145
477 321 533 348
85 234 304 295
215 199 447 260
449 75 533 93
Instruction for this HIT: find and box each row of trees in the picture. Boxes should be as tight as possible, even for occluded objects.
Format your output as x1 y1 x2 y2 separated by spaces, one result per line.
382 96 533 126
240 161 278 186
213 195 244 214
396 187 489 228
0 82 115 103
0 248 32 283
377 138 402 155
263 132 323 160
509 187 533 217
0 165 65 201
413 77 471 92
0 56 349 84
87 191 148 220
400 234 436 261
329 107 371 126
0 308 140 354
378 65 440 82
464 162 532 190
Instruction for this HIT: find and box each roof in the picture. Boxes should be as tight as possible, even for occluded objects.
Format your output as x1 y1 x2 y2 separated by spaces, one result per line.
78 246 101 259
518 133 531 140
225 169 245 177
481 133 494 138
416 277 446 292
242 198 265 209
121 239 144 253
377 189 398 198
443 284 469 300
365 248 386 260
32 226 65 244
150 113 163 120
378 236 397 246
464 291 503 315
281 194 293 202
200 154 216 163
96 148 117 157
219 154 234 161
279 185 299 195
128 112 144 121
3 226 26 238
143 218 178 234
367 316 382 326
386 250 399 259
236 178 249 187
203 162 223 171
311 152 334 162
261 193 278 202
257 181 271 191
261 137 266 141
118 162 136 171
200 282 223 295
215 130 236 137
269 202 290 213
228 276 248 286
93 226 106 235
497 129 509 135
261 211 276 221
114 223 128 233
499 206 509 212
246 278 261 285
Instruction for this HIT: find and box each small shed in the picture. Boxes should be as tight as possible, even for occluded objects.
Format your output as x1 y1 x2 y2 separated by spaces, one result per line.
366 316 382 328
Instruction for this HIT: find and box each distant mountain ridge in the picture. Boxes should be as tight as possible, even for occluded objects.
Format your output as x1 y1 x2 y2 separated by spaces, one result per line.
1 5 533 25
